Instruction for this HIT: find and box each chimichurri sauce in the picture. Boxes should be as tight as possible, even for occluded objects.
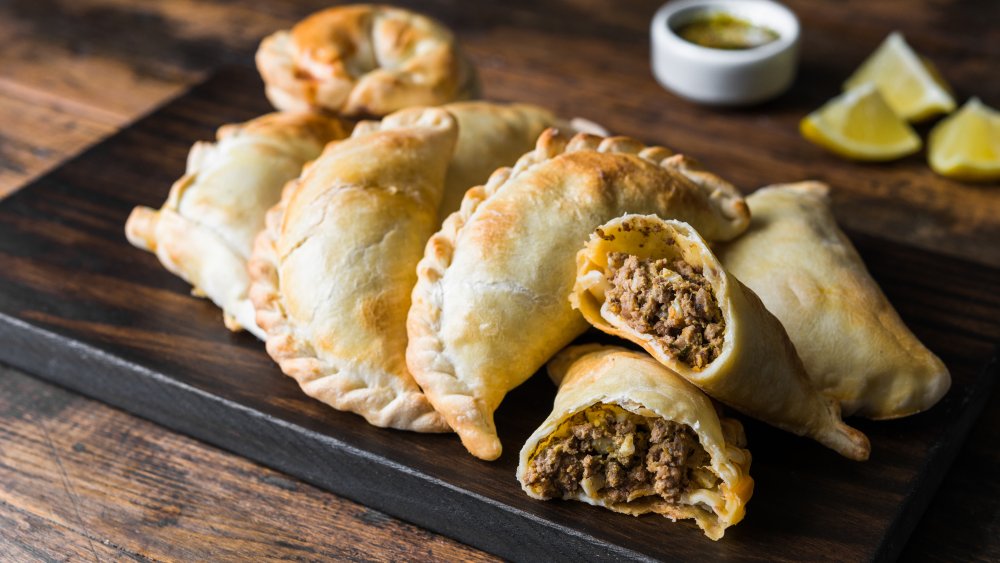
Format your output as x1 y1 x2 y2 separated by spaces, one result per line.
675 12 779 50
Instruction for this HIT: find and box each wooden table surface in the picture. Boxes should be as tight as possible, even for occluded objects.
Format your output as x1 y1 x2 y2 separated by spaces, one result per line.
0 0 997 560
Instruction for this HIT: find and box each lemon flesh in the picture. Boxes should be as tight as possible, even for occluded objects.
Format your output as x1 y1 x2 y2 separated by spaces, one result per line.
929 98 1000 182
801 83 922 161
844 32 955 122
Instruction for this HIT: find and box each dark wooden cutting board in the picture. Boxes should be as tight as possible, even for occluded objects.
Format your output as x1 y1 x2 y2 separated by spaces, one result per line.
0 66 997 561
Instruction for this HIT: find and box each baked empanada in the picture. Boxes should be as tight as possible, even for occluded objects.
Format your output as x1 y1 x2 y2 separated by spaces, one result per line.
126 112 346 338
518 344 753 540
407 130 751 460
438 101 561 218
256 4 476 117
248 107 457 432
572 214 870 460
439 101 608 218
716 182 950 419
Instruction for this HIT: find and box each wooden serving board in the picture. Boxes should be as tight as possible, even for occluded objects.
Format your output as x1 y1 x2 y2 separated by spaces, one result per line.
0 66 997 562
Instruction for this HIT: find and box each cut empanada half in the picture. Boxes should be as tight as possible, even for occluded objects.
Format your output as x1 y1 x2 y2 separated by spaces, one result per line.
518 344 753 541
126 111 347 338
407 129 751 460
572 214 870 461
716 182 950 419
249 107 458 432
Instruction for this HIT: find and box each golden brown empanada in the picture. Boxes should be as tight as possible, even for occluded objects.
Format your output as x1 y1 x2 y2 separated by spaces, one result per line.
256 4 476 117
572 214 870 460
716 182 950 419
125 112 347 338
407 129 751 460
438 101 561 218
248 107 457 432
518 344 753 540
439 101 608 218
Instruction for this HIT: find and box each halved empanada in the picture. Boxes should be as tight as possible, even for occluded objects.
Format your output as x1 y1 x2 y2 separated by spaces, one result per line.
248 107 457 432
572 214 870 460
518 344 753 540
407 129 751 460
126 112 347 337
716 182 950 419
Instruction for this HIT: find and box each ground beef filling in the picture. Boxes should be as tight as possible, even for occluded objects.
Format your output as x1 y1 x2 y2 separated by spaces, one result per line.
605 252 725 369
523 407 710 505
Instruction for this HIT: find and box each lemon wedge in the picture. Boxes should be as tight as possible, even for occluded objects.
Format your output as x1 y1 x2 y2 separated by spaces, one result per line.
928 97 1000 182
844 32 955 122
801 83 922 161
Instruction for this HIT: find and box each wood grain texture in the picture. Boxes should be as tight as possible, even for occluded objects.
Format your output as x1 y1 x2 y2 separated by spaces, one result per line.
0 65 998 561
0 0 998 560
0 89 116 199
901 379 1000 562
442 0 1000 268
0 364 496 562
0 0 302 197
1 0 998 260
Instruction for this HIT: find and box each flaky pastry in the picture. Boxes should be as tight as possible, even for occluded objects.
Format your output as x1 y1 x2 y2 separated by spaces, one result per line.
407 129 751 460
716 182 950 419
519 344 753 540
256 4 476 117
125 112 346 337
572 214 870 460
248 107 457 431
438 101 562 218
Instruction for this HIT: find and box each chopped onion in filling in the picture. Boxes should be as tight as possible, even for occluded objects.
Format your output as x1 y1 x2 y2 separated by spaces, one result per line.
523 404 719 506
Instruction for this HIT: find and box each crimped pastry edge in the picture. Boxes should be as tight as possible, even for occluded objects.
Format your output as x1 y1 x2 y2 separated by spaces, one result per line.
405 128 749 459
247 111 456 433
255 5 476 117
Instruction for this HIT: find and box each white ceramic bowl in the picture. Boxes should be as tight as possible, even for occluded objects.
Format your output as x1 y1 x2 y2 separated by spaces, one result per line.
651 0 800 105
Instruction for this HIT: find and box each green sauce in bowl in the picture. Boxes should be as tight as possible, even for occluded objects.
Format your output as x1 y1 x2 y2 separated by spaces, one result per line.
675 12 779 50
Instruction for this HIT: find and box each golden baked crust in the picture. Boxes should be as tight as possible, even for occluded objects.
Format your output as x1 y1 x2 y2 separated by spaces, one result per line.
438 101 609 220
256 4 476 117
518 344 753 540
248 107 457 432
716 182 951 419
438 101 561 219
125 112 346 337
406 129 751 460
572 214 870 460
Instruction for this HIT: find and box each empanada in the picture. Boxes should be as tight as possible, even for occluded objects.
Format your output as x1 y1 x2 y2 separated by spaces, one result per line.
407 130 751 459
438 101 562 218
572 214 870 460
248 107 457 432
256 4 476 117
716 182 950 419
518 344 753 540
126 112 346 338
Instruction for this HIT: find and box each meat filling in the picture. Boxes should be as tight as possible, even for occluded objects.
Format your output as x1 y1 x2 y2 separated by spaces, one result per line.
605 252 725 369
523 405 714 505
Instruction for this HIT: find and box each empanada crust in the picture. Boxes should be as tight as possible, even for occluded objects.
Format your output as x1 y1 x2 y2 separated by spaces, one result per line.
438 101 562 219
256 5 476 117
125 112 346 337
716 182 951 418
407 129 751 460
518 344 753 540
249 107 458 432
572 214 870 460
